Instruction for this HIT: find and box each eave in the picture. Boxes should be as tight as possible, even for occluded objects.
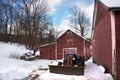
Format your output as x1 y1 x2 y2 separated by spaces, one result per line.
108 7 120 11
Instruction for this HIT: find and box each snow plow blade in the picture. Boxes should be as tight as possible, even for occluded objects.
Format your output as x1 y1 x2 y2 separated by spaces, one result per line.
49 65 84 75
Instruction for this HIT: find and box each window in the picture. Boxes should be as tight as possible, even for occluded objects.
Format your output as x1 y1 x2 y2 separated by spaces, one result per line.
67 31 72 35
67 39 73 46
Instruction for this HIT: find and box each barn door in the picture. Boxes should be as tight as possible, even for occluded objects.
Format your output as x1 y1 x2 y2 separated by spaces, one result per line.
63 48 77 57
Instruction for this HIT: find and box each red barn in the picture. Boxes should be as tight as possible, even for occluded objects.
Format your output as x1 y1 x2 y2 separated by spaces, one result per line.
40 29 91 60
92 0 120 79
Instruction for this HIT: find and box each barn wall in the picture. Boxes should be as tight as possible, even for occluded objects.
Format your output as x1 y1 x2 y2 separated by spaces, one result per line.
57 30 91 59
92 2 112 74
39 30 91 60
115 11 120 80
40 43 55 60
85 41 91 59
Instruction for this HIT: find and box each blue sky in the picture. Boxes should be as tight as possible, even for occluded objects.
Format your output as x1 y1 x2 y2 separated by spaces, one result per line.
3 0 94 35
47 0 94 27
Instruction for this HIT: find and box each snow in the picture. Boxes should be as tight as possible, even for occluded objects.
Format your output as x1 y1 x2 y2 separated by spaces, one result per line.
0 42 114 80
85 62 113 80
0 68 28 80
39 70 88 80
0 42 52 80
0 42 29 58
39 57 114 80
57 28 87 40
100 0 120 7
35 50 40 56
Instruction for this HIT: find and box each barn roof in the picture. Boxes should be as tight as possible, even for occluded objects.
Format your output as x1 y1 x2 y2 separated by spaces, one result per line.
40 29 90 47
57 28 81 39
40 42 55 47
92 0 120 30
57 28 90 42
100 0 120 10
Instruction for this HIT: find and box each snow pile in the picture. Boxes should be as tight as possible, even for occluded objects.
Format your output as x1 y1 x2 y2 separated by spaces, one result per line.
0 42 29 58
35 50 40 56
85 57 93 63
85 57 113 80
85 62 114 80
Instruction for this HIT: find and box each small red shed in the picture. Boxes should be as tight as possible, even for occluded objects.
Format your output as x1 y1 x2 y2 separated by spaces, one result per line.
40 43 55 60
92 0 120 79
40 29 91 60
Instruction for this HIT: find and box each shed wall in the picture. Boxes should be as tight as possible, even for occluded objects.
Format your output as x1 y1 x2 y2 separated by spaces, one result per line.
40 44 55 60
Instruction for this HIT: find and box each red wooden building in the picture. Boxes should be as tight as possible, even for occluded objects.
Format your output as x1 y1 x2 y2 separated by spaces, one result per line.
40 29 91 60
92 0 120 79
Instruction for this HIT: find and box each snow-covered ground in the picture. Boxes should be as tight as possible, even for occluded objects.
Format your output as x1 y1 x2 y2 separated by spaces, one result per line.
0 42 114 80
0 42 52 80
39 58 114 80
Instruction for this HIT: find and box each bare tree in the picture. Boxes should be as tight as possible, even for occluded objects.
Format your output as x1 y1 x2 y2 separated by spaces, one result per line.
2 3 12 41
0 0 4 32
9 0 14 35
14 13 22 35
0 0 17 42
48 26 55 42
14 0 51 54
70 6 90 37
0 0 51 53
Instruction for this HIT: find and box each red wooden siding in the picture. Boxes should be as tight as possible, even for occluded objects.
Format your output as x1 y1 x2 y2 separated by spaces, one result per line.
85 41 91 59
57 30 91 59
40 29 91 60
40 43 55 60
92 1 112 74
115 11 120 80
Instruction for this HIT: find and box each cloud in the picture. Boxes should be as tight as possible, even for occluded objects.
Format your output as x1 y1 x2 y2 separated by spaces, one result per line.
83 4 94 24
55 4 94 38
56 3 94 29
75 3 94 24
46 0 62 15
53 0 94 38
55 18 72 32
77 4 94 38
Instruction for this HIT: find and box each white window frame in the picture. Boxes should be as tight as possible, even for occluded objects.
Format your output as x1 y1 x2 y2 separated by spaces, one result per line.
67 39 73 46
